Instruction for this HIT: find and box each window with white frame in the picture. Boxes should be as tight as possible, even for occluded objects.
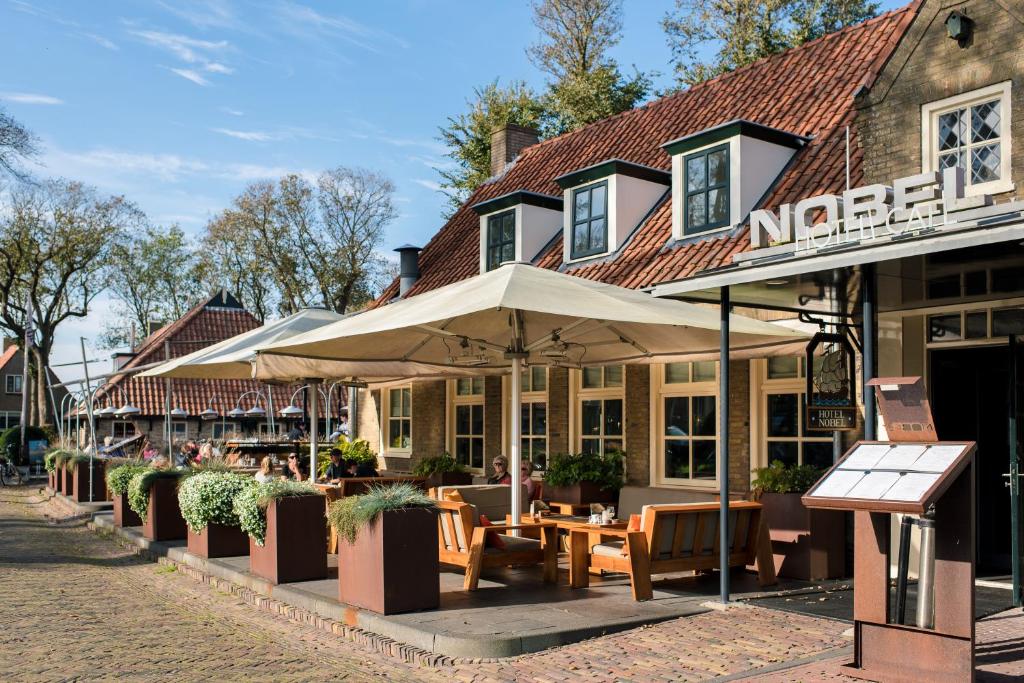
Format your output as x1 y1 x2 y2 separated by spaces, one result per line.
0 411 19 429
258 422 280 437
112 421 135 439
570 181 608 259
520 366 548 470
387 386 412 453
212 422 238 440
758 357 833 470
451 378 483 469
5 374 22 394
577 365 623 455
922 82 1012 195
657 361 718 484
171 422 188 440
485 210 516 271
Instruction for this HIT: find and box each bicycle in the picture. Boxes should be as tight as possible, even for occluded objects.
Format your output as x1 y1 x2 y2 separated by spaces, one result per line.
0 456 23 486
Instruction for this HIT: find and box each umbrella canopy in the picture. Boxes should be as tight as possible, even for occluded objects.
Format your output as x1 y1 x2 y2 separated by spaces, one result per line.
252 263 808 524
140 308 346 380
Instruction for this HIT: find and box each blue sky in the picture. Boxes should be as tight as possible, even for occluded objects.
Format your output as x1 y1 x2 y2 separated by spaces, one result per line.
2 0 905 377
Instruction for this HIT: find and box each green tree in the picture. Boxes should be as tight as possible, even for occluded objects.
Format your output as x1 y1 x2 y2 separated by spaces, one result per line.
663 0 879 87
436 81 545 213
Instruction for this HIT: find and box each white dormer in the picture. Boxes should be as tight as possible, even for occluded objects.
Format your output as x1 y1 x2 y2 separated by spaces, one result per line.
554 159 671 263
662 120 807 241
472 191 563 273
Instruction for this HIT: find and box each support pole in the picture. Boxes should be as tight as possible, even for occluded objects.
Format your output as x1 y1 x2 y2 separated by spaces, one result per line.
719 286 731 604
861 264 877 440
308 380 320 482
20 301 32 469
510 357 523 536
45 368 63 451
164 341 172 460
1010 334 1021 607
916 515 936 629
895 515 914 624
349 386 358 440
80 338 96 503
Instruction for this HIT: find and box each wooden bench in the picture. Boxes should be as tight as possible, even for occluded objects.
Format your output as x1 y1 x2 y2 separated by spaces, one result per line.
437 500 558 590
569 501 777 601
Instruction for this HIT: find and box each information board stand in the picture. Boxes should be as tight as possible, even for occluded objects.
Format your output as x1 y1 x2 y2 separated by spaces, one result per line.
802 378 977 682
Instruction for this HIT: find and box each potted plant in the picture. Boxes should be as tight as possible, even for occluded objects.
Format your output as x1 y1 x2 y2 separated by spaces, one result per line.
235 480 326 584
102 457 135 501
412 453 472 488
60 451 76 495
106 462 149 527
128 468 188 541
752 461 845 581
178 471 255 558
44 449 66 492
67 452 108 503
329 483 439 614
543 450 625 505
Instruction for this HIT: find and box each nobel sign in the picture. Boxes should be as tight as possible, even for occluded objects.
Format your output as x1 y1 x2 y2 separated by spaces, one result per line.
750 166 992 251
806 331 857 431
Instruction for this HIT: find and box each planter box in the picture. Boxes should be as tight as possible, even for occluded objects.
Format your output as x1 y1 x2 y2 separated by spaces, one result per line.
70 461 107 503
188 523 250 559
544 481 618 506
61 466 74 496
338 507 439 614
48 470 57 491
424 471 473 489
249 495 327 584
760 492 846 580
113 492 142 527
141 478 187 542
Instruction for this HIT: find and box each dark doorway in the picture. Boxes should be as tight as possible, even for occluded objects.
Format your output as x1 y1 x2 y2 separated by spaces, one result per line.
930 346 1010 574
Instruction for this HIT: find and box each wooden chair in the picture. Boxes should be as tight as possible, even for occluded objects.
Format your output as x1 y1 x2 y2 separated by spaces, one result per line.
436 499 558 590
569 501 777 601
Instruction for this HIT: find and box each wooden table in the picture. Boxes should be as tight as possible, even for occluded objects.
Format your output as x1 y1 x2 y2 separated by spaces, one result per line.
509 514 625 574
566 523 633 587
545 501 614 516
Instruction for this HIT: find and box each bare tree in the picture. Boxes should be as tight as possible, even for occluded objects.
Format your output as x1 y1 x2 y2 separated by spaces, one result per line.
199 212 276 323
528 0 623 80
0 107 38 181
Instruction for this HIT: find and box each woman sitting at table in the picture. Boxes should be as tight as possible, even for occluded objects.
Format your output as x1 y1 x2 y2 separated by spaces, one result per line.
487 455 512 485
320 449 349 482
282 453 308 481
521 460 540 500
254 456 276 483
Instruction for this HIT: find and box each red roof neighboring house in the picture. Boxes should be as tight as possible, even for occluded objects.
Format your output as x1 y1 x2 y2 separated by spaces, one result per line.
0 345 18 374
373 3 919 303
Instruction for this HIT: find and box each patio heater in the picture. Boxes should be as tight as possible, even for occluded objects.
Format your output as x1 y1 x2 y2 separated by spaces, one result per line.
199 397 225 442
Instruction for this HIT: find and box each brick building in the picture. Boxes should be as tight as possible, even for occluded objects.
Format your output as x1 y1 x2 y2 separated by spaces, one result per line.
0 341 68 433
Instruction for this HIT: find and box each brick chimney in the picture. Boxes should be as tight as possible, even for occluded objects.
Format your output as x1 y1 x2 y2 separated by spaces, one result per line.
490 125 539 177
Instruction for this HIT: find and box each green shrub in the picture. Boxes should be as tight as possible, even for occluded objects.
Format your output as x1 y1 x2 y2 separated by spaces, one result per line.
327 483 436 544
127 469 185 518
106 462 149 495
751 460 825 494
412 453 466 477
233 480 322 546
543 450 625 491
177 471 256 533
0 425 48 466
44 448 73 473
316 438 377 476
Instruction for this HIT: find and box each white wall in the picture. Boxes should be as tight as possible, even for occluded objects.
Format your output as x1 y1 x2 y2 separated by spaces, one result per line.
562 173 667 264
478 203 564 272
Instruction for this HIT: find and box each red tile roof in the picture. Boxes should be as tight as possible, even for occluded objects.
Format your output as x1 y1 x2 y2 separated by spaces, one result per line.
89 293 341 418
0 345 18 373
374 3 918 303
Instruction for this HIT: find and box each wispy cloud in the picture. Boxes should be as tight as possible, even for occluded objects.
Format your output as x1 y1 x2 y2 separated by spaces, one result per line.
408 154 456 171
220 106 244 116
412 179 442 192
379 136 446 154
156 0 249 32
204 62 234 74
275 2 410 54
212 128 277 142
9 2 118 51
168 68 210 86
211 125 341 144
0 91 63 105
81 32 118 50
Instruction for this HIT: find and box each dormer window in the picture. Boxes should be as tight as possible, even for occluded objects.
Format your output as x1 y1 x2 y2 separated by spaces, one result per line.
663 120 806 241
556 159 670 263
571 181 608 259
485 210 516 271
472 191 563 273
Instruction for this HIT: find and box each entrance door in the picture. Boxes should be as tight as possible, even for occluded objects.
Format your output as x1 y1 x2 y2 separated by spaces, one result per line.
930 346 1010 574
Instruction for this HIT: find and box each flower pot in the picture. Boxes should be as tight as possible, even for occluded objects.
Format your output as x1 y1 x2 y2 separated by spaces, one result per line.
113 492 142 527
188 523 250 559
543 481 618 506
337 507 439 614
61 466 74 496
759 492 846 580
71 461 107 503
424 471 473 489
142 478 187 542
249 495 327 584
48 470 57 491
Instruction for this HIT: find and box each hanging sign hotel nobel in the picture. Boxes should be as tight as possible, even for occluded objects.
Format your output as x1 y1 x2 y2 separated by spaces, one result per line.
805 331 857 431
747 166 993 254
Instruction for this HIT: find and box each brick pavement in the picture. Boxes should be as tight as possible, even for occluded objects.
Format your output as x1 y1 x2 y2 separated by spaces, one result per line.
0 485 862 682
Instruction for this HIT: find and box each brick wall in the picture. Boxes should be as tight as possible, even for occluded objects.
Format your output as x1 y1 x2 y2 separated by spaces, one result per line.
484 376 503 460
547 367 569 456
490 125 540 176
624 365 651 486
857 0 1024 197
357 388 380 453
407 380 445 471
727 360 751 495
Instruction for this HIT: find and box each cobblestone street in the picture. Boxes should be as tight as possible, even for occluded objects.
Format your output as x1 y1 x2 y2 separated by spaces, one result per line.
2 484 1017 682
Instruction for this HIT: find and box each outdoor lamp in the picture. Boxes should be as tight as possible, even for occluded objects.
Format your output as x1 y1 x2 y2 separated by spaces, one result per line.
199 407 219 420
450 337 490 367
945 10 973 46
114 403 141 418
245 405 267 417
170 407 189 419
227 406 246 418
279 404 304 418
95 405 117 417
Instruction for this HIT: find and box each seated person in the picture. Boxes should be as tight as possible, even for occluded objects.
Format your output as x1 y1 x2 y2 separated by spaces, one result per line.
320 449 349 482
487 455 512 485
521 460 540 500
255 456 276 483
354 458 379 478
282 453 308 481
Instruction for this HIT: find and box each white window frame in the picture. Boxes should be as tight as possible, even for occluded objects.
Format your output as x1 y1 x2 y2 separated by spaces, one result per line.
171 422 188 440
651 362 719 488
0 411 20 429
750 358 834 473
520 366 549 471
921 81 1013 196
385 385 412 457
671 137 742 240
212 422 238 440
572 366 625 456
5 374 22 394
447 378 484 471
111 421 136 439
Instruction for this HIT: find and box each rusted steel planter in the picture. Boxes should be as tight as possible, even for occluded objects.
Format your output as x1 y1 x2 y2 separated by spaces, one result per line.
544 481 617 506
249 495 327 584
113 492 142 527
760 492 846 580
141 478 187 541
187 524 250 559
424 471 473 489
61 466 74 497
48 470 57 491
70 461 107 503
337 507 439 614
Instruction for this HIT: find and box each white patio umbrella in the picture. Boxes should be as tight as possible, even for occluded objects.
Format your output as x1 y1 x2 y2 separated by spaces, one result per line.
253 263 809 523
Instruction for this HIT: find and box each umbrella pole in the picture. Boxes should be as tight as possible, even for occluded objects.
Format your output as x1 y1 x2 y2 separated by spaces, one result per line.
509 356 523 537
308 380 320 482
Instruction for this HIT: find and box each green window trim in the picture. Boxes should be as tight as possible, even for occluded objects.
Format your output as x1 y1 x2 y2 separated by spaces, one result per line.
683 144 730 235
570 180 609 259
486 210 516 271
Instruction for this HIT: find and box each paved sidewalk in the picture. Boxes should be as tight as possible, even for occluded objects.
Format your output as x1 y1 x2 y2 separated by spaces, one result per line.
0 486 865 681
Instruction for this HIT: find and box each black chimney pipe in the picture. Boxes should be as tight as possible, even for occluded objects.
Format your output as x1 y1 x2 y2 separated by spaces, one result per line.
394 244 422 297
